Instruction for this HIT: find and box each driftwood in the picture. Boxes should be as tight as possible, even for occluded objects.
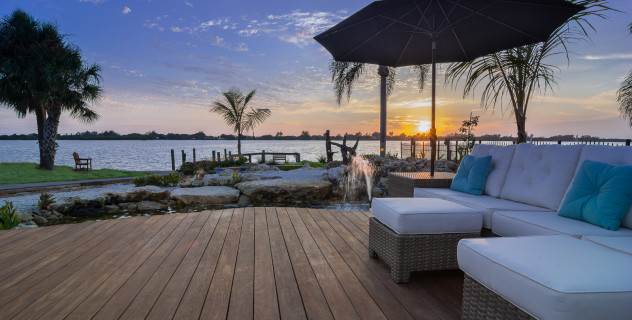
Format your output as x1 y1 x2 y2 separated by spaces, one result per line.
330 134 359 165
325 130 335 162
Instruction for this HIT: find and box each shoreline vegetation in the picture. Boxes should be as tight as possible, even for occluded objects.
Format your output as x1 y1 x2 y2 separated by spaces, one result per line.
0 163 148 185
0 131 617 142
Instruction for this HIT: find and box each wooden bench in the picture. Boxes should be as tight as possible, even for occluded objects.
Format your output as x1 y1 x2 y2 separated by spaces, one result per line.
272 154 287 163
73 152 92 171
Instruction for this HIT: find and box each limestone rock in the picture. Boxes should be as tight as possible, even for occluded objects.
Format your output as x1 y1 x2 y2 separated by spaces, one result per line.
170 186 240 205
49 198 75 214
136 201 167 211
180 174 230 187
237 195 252 206
104 204 120 214
15 210 33 222
69 207 103 218
110 186 170 202
15 222 38 229
32 215 48 225
252 164 279 172
235 179 332 204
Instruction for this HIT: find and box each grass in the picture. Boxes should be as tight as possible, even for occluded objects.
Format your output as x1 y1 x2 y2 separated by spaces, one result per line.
0 162 149 185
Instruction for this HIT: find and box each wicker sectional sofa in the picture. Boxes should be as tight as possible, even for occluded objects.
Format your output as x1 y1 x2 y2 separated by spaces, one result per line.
411 143 632 319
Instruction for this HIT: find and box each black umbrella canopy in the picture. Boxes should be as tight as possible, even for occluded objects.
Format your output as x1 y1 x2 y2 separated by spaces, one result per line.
315 0 584 67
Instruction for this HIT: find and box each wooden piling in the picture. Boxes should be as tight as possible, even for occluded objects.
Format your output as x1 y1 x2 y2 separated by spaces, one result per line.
170 149 175 171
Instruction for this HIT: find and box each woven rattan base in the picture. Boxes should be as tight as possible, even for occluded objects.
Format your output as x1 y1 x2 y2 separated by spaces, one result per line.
368 217 480 283
462 274 534 320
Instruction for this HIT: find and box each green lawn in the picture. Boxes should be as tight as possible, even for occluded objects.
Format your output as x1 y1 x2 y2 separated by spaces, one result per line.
0 162 149 185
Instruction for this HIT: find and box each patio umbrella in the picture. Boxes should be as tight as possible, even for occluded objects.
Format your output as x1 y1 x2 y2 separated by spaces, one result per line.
314 0 583 175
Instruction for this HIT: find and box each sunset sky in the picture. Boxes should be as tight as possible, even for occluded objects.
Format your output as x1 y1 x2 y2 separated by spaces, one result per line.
0 0 631 138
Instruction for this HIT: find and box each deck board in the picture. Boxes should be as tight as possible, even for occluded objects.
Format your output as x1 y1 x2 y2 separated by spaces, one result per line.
0 208 463 319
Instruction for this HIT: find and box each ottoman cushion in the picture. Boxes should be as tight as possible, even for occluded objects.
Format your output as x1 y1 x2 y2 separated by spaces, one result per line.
371 198 482 235
582 236 632 255
458 235 632 320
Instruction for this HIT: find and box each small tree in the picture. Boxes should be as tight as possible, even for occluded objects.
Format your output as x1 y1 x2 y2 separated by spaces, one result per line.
211 87 271 155
457 113 480 161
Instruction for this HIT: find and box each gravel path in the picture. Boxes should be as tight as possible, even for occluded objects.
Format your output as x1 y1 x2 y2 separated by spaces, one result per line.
1 168 326 213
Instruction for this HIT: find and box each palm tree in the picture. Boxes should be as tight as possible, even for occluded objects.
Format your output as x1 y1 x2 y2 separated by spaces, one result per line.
0 9 103 169
445 0 612 143
617 23 632 127
330 61 429 156
211 87 271 155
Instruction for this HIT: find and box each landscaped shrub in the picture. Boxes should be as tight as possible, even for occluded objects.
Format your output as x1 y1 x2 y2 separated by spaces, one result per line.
221 171 244 187
133 173 180 187
0 201 20 230
37 192 56 210
178 157 247 176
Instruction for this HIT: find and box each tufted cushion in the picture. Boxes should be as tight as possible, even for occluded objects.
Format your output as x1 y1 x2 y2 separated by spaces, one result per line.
446 194 551 228
450 155 492 195
582 236 632 255
500 144 582 210
558 160 632 230
563 145 632 229
471 144 517 197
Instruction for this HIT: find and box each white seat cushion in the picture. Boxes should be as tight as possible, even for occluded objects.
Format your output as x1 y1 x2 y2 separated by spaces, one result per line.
470 144 516 197
458 235 632 320
492 211 632 238
413 187 467 199
371 198 482 234
582 236 632 255
500 144 583 211
445 195 552 229
565 145 632 229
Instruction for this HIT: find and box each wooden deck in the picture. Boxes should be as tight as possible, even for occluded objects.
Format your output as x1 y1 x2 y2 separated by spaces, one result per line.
0 208 463 319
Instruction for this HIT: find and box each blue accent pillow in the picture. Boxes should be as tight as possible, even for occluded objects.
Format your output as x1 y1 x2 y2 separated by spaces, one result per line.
450 155 492 196
558 160 632 231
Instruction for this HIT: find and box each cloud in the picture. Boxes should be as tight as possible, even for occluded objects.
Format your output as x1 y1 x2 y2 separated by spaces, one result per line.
211 36 248 52
581 53 632 60
122 7 131 15
184 1 193 8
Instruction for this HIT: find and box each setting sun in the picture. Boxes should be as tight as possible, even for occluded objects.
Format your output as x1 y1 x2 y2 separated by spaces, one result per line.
417 120 431 133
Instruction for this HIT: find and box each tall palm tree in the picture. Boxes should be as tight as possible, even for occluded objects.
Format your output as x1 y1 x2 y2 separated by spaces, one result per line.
330 61 429 156
211 87 271 155
445 0 612 143
0 9 103 169
617 23 632 127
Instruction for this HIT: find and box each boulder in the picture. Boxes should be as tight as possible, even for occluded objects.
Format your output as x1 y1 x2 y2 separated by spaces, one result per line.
49 197 75 214
235 179 332 204
136 201 167 211
104 204 120 214
170 186 240 205
180 174 230 187
237 195 252 206
15 210 33 222
32 215 48 225
69 207 103 218
109 186 170 202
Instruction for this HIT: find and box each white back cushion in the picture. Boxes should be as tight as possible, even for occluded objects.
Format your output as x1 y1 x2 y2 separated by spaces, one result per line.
471 144 517 197
569 145 632 228
500 144 582 210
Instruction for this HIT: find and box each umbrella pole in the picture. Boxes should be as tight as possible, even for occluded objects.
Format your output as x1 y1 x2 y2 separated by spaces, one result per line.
378 65 388 157
430 40 437 177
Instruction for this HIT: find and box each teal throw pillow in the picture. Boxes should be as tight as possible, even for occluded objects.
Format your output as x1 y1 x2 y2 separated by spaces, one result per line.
450 155 492 196
558 160 632 231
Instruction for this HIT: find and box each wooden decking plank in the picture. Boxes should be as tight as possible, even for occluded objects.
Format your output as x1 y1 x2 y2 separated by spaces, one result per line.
26 215 173 320
146 210 222 320
307 208 415 320
285 207 361 320
226 207 255 320
0 223 75 265
13 215 165 319
407 271 463 320
0 219 122 299
317 209 442 320
198 208 244 320
253 207 280 319
296 207 387 320
330 210 370 247
90 212 200 320
66 213 188 320
349 210 371 225
0 223 58 247
275 207 334 320
173 209 233 319
120 212 211 319
0 220 105 284
266 207 307 320
1 217 138 318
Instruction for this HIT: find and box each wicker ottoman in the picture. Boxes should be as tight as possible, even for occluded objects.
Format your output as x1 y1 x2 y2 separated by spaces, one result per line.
370 198 483 283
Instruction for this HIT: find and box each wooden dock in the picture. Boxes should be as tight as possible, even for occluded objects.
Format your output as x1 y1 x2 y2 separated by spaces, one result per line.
0 208 462 319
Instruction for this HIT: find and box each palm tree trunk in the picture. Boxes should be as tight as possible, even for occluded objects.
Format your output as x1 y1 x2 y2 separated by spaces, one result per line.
237 133 242 155
40 106 61 170
35 106 47 168
515 113 527 144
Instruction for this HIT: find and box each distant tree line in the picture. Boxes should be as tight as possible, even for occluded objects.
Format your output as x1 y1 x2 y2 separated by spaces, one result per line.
1 130 624 142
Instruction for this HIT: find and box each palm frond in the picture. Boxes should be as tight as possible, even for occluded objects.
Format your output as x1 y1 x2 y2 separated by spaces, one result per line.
618 70 632 127
412 64 430 92
329 59 365 104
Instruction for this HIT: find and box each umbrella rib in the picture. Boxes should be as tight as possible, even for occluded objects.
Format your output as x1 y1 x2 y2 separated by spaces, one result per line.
395 0 435 65
435 0 471 60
